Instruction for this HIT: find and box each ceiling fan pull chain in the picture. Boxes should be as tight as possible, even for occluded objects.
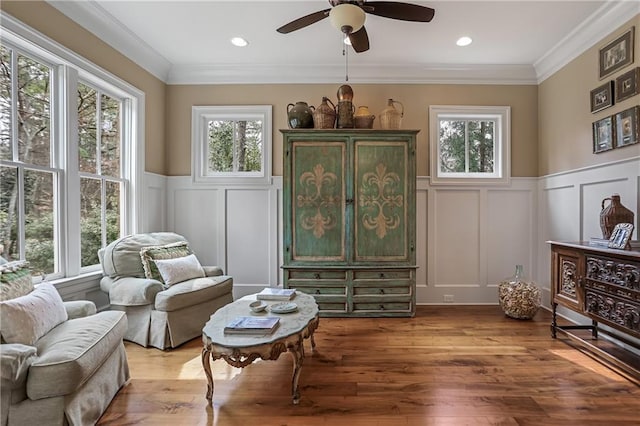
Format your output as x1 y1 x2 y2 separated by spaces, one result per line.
344 38 349 81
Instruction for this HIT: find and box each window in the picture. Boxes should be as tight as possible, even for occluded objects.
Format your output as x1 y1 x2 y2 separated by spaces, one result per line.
429 105 510 185
192 105 272 185
0 16 142 280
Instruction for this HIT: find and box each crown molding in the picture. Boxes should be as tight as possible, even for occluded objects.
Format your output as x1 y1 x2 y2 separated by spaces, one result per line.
46 0 171 82
46 0 637 86
167 63 538 85
534 1 640 83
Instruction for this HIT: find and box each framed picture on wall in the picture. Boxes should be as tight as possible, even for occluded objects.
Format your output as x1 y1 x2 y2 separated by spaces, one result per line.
599 26 635 79
590 81 615 113
615 105 639 148
615 67 640 103
593 116 614 153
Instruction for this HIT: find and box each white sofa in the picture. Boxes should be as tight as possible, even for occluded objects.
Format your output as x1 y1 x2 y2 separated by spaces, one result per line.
98 232 234 350
0 261 129 426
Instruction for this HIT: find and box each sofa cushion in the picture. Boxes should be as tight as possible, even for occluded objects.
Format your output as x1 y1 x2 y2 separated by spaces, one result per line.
27 310 127 400
154 253 205 286
140 241 192 284
0 260 34 301
100 232 187 279
154 275 233 312
0 283 68 345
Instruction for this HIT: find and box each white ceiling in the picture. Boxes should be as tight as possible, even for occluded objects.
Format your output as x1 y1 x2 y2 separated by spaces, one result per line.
47 0 638 84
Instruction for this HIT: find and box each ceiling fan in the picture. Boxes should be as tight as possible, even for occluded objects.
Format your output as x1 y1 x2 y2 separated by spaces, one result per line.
276 0 435 53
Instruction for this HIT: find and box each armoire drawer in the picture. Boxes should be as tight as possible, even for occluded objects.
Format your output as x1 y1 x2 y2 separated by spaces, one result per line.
353 269 413 280
287 270 348 280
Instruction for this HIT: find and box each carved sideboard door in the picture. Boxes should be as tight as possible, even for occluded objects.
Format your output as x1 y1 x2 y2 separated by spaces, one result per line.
282 129 418 317
551 246 584 311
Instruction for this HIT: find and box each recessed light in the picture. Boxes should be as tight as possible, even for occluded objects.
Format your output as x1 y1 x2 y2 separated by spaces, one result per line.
231 37 248 47
456 36 472 47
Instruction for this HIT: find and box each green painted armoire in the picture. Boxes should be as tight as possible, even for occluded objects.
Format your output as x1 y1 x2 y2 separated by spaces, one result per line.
282 129 418 317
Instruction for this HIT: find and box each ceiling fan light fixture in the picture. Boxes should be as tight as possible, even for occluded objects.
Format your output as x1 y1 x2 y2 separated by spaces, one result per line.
329 4 365 35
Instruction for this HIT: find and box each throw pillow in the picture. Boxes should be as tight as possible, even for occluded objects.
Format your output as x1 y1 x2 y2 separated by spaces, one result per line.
153 254 205 287
140 241 192 284
0 282 68 345
0 260 34 302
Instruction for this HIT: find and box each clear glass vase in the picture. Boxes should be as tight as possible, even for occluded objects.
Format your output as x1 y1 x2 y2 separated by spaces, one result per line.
498 265 541 320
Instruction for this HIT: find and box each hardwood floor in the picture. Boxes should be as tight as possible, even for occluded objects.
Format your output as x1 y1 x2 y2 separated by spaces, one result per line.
97 306 640 425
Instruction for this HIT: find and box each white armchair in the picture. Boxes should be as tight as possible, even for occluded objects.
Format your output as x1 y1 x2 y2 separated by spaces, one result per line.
98 232 234 349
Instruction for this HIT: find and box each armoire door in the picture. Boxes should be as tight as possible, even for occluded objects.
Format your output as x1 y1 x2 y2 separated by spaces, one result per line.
290 140 347 263
354 140 412 263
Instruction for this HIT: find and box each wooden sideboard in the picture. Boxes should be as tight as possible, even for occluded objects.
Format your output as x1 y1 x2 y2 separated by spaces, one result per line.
282 129 417 317
549 241 640 383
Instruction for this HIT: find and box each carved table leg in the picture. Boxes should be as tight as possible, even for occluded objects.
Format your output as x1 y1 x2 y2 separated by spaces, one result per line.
288 337 304 405
201 347 214 401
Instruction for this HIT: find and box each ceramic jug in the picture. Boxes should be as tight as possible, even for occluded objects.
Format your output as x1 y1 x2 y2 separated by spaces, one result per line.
380 99 404 130
287 101 315 129
313 97 336 129
600 194 634 239
354 105 375 129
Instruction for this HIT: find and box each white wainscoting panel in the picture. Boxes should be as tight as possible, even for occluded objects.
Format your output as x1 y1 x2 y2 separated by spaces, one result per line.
169 186 222 267
142 172 167 232
433 190 481 287
226 189 272 286
486 187 535 290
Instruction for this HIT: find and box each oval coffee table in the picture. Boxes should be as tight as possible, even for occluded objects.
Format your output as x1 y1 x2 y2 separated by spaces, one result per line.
201 291 319 404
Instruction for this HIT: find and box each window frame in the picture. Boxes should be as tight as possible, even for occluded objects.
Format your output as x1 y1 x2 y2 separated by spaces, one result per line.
191 105 272 185
1 13 144 280
429 105 511 186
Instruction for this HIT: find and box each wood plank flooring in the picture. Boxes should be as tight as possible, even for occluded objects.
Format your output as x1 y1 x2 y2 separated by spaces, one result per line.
97 306 640 425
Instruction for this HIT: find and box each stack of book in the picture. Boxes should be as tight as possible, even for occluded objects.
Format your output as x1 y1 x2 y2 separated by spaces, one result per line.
224 316 280 335
256 287 296 301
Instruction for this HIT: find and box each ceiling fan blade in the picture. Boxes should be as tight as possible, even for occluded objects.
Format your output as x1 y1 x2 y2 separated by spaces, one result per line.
349 27 370 53
276 9 331 34
365 1 435 22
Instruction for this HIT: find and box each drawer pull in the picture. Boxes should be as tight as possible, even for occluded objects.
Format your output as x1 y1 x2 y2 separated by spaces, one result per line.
380 305 385 310
315 289 321 294
379 273 385 278
380 289 385 294
314 273 321 280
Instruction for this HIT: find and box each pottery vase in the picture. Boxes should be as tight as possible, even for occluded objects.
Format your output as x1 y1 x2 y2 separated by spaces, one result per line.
287 101 315 129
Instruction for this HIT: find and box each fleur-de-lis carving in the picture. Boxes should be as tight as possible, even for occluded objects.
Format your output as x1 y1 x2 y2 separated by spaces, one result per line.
359 163 403 239
297 164 339 239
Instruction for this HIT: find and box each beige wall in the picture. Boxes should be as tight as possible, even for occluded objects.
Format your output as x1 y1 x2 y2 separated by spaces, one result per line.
1 1 167 174
539 15 640 176
167 83 538 177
